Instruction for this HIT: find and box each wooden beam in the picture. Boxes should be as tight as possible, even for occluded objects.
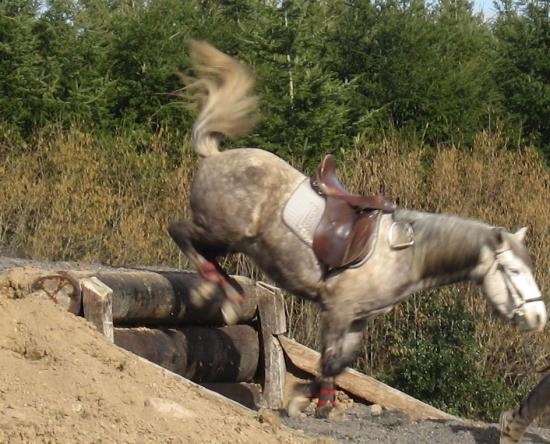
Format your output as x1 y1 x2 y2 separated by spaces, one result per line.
278 335 459 421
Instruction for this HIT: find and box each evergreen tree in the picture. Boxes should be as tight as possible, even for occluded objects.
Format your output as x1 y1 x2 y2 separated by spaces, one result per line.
0 0 45 134
327 0 498 146
493 0 550 159
238 1 354 164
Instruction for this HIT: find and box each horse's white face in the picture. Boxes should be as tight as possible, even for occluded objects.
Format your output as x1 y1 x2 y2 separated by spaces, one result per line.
480 227 547 332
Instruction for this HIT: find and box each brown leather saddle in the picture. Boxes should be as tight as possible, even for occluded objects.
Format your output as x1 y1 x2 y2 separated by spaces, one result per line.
311 155 397 270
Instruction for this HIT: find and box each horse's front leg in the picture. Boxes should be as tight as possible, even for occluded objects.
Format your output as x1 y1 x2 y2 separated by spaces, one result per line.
500 372 550 443
317 315 367 418
288 313 366 419
168 221 245 324
287 376 336 418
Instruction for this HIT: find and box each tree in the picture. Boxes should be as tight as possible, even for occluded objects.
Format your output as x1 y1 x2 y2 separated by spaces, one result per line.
327 0 499 146
237 0 355 165
493 0 550 159
0 0 45 134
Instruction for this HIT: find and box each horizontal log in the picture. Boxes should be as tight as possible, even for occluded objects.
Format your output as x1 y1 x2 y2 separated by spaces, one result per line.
114 325 260 383
34 269 259 325
131 355 257 414
278 335 459 421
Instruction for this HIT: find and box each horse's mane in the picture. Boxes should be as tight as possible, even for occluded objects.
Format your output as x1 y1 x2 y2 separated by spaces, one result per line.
393 209 532 281
394 209 493 281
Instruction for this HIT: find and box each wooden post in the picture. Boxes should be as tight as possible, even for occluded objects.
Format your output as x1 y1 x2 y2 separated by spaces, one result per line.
257 283 287 409
278 335 459 421
81 277 114 342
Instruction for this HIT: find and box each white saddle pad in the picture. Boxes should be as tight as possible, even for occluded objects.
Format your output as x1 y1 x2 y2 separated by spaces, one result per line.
282 178 326 246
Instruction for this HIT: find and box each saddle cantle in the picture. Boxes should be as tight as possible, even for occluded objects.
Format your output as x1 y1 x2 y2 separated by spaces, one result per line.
311 155 397 270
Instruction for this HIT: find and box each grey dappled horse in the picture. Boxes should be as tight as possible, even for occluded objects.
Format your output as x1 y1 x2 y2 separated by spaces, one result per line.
169 41 547 417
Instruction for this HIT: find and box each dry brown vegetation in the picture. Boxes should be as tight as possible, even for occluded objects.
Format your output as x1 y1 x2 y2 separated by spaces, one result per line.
0 127 548 419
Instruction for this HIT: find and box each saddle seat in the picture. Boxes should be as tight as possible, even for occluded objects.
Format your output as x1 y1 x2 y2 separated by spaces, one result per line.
311 155 397 270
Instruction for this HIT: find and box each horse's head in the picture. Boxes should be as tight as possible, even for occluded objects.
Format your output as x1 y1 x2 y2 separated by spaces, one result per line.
479 227 547 331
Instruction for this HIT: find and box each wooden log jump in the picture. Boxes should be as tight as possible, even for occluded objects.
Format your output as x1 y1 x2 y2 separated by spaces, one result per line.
26 263 461 417
30 266 287 408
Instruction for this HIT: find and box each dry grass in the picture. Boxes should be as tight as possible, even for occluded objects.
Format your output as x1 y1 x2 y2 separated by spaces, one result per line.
0 127 194 266
0 126 548 415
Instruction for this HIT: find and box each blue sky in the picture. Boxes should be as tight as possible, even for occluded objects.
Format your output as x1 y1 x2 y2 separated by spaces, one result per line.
473 0 497 19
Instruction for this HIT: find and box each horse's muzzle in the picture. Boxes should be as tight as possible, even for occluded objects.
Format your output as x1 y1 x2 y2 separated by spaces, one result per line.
514 298 547 332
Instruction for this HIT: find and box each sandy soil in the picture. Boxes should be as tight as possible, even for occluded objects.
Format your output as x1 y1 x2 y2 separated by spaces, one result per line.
0 258 548 444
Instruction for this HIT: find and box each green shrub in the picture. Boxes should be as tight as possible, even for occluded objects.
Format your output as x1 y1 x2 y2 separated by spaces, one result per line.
379 291 528 420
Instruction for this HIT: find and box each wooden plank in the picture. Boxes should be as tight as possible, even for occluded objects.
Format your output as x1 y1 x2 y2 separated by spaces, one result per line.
257 282 286 334
257 286 287 409
81 277 114 342
278 335 459 421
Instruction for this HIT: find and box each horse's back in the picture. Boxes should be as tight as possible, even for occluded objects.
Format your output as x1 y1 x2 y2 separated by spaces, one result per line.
190 148 305 241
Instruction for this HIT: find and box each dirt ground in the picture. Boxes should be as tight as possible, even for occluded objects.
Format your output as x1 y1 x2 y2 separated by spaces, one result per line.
0 258 549 444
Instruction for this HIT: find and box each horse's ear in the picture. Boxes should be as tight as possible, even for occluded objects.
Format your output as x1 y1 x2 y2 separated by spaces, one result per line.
513 226 528 243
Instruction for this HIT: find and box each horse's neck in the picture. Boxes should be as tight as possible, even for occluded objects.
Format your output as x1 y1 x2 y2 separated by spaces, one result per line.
406 211 489 290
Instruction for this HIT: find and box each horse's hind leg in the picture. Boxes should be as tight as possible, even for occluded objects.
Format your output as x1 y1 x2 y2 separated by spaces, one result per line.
168 222 245 317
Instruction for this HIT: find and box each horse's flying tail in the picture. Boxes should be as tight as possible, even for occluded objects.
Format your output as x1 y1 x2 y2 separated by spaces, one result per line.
182 40 260 157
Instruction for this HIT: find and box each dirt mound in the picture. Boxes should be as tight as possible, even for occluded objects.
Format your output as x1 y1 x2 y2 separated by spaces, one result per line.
0 268 316 444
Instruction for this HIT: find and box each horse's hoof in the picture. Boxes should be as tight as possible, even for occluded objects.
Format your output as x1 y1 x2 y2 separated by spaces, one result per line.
314 404 333 419
221 300 241 325
287 395 310 418
190 280 218 307
314 403 345 420
499 410 525 444
222 283 245 305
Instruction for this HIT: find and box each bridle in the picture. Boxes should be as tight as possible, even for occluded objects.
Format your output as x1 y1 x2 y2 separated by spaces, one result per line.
488 248 544 320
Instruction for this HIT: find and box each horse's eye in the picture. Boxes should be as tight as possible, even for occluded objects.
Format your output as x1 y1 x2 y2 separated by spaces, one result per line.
509 268 520 275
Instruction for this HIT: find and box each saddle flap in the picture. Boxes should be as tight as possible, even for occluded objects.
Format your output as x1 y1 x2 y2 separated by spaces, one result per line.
313 198 355 268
